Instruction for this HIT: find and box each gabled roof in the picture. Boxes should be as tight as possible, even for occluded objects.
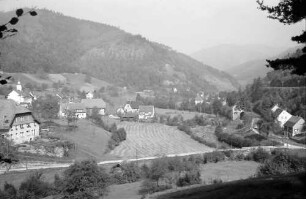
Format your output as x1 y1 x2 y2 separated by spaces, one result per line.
81 99 106 109
284 116 304 128
139 105 154 113
0 99 38 130
127 101 140 109
272 108 283 118
61 103 86 112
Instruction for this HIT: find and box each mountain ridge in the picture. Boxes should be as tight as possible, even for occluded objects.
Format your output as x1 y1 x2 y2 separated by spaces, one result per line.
0 9 239 92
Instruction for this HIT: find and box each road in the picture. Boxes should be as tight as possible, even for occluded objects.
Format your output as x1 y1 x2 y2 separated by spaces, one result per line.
1 144 305 175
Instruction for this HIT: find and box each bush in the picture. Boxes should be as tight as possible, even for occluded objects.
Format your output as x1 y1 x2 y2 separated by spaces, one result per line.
257 152 306 176
111 162 142 184
246 148 271 163
203 151 226 163
176 170 201 187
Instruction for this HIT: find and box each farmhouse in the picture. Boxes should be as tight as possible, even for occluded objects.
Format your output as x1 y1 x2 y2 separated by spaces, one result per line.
0 99 40 144
139 105 155 120
59 103 86 119
271 105 292 128
284 116 305 137
124 101 140 113
81 98 106 116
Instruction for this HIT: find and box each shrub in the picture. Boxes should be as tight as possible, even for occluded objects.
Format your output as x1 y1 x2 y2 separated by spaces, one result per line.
212 178 223 184
257 152 306 176
111 162 142 184
203 151 226 163
176 170 201 187
246 148 271 163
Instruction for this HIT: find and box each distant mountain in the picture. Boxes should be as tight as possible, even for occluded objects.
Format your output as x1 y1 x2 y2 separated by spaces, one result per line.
0 9 239 92
225 46 302 86
191 44 285 71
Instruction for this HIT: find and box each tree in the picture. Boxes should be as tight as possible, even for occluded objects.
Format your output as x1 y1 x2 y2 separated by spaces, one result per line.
0 138 18 173
257 0 306 75
60 160 110 198
31 95 59 120
0 9 37 85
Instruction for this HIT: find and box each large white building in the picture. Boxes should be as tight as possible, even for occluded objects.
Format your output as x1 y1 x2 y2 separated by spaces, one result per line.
6 81 35 107
0 100 40 144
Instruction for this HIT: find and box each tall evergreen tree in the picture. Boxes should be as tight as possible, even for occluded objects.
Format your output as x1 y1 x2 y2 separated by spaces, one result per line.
257 0 306 75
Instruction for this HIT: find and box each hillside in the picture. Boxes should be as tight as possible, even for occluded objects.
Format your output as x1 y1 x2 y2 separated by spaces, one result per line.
191 44 284 71
0 9 239 92
226 46 303 86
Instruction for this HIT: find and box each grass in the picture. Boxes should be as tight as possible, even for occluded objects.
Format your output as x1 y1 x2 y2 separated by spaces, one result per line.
109 122 213 158
155 172 306 199
52 119 115 161
104 181 143 199
200 161 259 183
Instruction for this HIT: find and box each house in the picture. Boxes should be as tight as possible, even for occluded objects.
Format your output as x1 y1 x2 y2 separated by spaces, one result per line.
124 101 140 113
120 112 138 121
81 98 106 116
86 91 94 99
6 81 36 107
0 99 40 144
272 107 292 128
59 103 86 119
232 105 244 120
284 116 305 137
195 95 204 105
139 105 155 120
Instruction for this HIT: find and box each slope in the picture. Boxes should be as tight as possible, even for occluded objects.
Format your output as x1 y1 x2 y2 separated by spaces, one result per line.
0 9 239 92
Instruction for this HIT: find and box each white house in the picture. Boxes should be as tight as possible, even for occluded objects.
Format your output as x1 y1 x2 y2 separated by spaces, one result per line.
195 95 204 105
284 116 305 137
59 103 86 119
139 105 155 120
81 98 106 116
232 105 244 120
124 101 140 113
86 91 94 99
6 81 35 106
0 100 40 144
272 107 292 128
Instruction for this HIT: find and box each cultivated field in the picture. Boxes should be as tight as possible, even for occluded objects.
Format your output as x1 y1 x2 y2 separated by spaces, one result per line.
109 122 213 158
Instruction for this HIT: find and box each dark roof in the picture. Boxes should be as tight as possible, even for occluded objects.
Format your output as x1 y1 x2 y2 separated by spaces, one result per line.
122 112 138 118
0 99 38 130
139 105 154 113
127 101 140 109
284 116 304 128
81 99 106 109
272 108 283 118
61 103 86 112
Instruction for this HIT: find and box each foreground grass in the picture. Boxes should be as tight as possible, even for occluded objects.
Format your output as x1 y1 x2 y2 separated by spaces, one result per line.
155 172 306 199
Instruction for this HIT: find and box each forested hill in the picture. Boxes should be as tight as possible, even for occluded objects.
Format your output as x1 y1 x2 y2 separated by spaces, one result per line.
0 9 239 92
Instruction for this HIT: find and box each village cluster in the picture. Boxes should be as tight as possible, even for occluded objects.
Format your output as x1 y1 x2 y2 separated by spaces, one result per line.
0 81 305 147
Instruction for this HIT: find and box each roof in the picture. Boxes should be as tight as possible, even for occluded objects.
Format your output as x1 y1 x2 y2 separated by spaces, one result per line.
272 108 283 118
61 103 86 112
122 112 138 118
139 105 154 113
0 99 37 130
127 101 140 109
81 99 106 109
284 116 304 128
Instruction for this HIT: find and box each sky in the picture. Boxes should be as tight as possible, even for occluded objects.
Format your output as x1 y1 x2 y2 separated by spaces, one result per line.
0 0 304 54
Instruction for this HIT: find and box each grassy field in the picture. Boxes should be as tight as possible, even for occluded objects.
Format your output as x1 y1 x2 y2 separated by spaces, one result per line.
104 181 143 199
155 108 215 120
200 161 259 183
52 119 115 161
109 122 213 159
155 172 306 199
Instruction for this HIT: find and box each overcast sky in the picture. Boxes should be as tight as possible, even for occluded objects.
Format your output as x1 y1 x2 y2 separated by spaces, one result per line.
0 0 304 54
